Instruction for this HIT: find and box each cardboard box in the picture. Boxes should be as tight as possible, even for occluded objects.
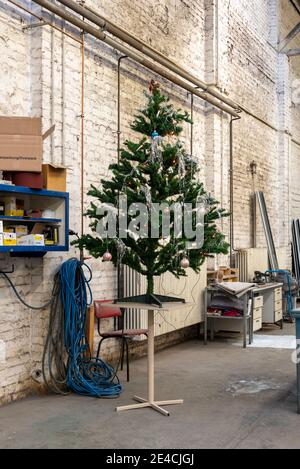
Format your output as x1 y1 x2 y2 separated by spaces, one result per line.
0 117 55 172
17 234 45 246
42 164 66 192
3 232 17 246
4 171 43 189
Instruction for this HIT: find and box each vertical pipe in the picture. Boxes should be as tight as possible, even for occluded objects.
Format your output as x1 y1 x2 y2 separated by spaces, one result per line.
117 56 127 299
117 56 127 162
50 16 55 163
214 0 219 85
252 193 257 248
190 93 194 157
80 31 85 240
229 116 241 267
61 17 66 165
229 117 234 267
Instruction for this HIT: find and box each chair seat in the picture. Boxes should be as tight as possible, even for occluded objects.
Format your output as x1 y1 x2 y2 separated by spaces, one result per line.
101 329 148 337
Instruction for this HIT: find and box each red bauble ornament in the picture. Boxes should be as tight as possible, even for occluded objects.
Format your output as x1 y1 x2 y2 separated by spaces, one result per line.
103 251 113 262
180 257 190 269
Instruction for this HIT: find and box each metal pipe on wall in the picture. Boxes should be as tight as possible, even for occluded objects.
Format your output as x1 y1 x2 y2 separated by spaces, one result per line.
50 18 55 164
8 0 82 44
31 0 240 118
117 55 127 300
10 0 281 139
34 0 288 137
58 0 240 112
80 30 85 240
61 15 66 166
229 116 241 267
190 92 194 157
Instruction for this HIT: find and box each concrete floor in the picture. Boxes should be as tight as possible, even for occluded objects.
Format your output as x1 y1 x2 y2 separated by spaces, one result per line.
0 324 299 449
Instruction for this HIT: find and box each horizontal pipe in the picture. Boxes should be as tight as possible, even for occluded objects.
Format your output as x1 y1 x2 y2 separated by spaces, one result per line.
57 0 241 113
11 0 291 139
8 0 82 43
30 0 240 117
240 105 278 132
287 48 300 56
292 138 300 147
55 0 289 135
279 21 300 52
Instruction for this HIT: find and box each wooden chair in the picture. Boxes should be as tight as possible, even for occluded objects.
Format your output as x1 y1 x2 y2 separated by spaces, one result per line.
94 300 148 382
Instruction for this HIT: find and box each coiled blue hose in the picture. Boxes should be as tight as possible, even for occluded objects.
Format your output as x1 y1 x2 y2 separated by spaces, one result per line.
59 258 122 398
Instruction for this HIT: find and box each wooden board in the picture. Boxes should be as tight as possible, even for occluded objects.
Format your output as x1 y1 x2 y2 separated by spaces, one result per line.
86 305 95 356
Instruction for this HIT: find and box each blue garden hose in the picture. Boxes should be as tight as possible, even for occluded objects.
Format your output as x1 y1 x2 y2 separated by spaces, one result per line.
43 258 122 398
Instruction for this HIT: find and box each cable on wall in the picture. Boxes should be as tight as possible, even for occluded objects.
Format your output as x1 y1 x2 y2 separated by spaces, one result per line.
0 270 53 310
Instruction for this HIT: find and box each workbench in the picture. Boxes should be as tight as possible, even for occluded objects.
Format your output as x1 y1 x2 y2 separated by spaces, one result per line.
251 283 283 334
204 286 252 348
204 282 284 348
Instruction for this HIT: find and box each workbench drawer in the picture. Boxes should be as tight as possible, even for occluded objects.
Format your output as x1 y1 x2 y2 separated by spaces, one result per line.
275 299 282 312
253 317 262 332
253 296 263 309
275 309 283 322
275 288 282 302
253 307 263 320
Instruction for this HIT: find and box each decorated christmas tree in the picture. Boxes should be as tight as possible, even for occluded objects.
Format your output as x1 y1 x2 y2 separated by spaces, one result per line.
75 81 229 304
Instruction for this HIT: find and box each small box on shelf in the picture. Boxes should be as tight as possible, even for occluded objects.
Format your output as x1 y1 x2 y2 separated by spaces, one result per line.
17 234 45 246
3 233 17 246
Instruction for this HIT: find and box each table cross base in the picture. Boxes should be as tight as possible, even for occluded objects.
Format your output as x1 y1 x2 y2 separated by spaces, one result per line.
116 396 184 417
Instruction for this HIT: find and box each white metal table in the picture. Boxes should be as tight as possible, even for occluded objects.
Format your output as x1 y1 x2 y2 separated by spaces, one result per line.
103 301 191 416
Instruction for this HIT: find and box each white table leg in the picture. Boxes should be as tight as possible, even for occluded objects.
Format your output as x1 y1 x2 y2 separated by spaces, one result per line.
148 309 155 403
116 308 183 416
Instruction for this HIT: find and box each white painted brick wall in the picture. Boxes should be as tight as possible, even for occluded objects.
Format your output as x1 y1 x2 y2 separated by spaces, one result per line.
0 0 299 404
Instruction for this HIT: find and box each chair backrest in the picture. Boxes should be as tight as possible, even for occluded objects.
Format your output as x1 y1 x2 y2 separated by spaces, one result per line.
94 300 122 319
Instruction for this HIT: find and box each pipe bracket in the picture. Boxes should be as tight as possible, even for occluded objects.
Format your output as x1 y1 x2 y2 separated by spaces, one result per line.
22 20 46 31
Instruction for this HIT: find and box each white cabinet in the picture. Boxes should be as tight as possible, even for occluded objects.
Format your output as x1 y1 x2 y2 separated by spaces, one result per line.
252 284 283 330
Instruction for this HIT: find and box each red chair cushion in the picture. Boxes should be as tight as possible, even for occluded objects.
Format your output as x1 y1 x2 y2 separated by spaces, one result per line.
94 300 122 319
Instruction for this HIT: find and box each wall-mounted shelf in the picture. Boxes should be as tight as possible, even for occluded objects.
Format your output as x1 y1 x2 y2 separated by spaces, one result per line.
0 216 62 224
0 184 69 256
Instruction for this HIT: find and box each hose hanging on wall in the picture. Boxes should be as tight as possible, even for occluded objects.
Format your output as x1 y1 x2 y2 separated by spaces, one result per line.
42 258 123 398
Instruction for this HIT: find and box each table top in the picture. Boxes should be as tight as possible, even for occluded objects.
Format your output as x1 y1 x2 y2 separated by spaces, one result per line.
252 282 283 293
207 282 283 294
100 301 194 311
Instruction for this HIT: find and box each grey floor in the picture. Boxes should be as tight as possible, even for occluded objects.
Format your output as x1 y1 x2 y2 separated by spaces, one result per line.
0 324 299 449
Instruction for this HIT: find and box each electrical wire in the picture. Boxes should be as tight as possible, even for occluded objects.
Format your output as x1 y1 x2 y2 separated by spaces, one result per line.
42 258 122 398
0 271 53 310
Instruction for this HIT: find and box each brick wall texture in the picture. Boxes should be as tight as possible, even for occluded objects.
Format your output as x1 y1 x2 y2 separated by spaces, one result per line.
0 0 300 405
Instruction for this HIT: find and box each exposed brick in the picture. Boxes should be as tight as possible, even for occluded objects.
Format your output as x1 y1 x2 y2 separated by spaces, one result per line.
0 0 299 405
